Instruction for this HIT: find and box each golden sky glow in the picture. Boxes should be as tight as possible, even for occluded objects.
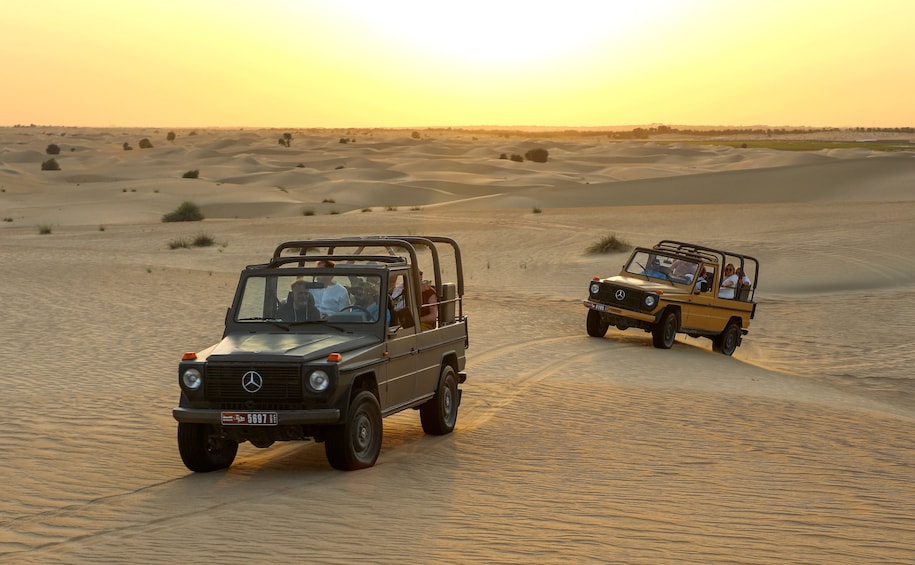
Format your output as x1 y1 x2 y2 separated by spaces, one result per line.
3 0 913 128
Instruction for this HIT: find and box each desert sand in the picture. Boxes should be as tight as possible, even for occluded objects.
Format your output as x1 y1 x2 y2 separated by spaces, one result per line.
1 127 915 564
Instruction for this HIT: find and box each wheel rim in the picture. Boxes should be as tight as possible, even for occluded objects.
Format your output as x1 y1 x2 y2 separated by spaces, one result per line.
353 411 374 456
665 316 677 346
725 326 739 352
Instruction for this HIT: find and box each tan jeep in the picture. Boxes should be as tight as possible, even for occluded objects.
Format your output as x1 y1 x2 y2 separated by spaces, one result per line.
583 240 759 355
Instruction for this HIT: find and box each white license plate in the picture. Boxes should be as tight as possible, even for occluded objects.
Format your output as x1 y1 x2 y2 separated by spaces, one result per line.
221 411 278 426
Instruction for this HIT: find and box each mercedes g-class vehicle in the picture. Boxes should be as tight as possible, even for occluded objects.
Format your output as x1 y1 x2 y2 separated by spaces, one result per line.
583 240 759 355
173 236 468 472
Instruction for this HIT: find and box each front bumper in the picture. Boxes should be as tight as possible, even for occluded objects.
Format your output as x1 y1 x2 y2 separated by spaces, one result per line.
173 407 341 425
583 299 656 323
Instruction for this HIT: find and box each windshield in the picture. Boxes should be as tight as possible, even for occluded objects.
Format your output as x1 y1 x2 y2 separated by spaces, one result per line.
624 251 700 284
236 273 383 323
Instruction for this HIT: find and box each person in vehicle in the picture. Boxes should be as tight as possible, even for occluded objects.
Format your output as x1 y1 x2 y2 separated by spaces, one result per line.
736 267 752 287
695 267 711 293
278 278 321 321
419 271 437 331
718 263 738 299
351 280 382 322
311 260 351 317
641 257 668 279
671 259 698 282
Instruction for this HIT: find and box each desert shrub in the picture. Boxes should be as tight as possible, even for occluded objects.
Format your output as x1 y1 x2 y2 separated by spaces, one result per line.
280 133 292 147
499 153 507 159
46 144 61 155
302 208 315 216
167 131 176 142
339 137 349 144
139 138 153 149
162 201 204 222
525 147 549 163
123 142 133 151
168 237 189 249
532 207 542 214
182 169 199 179
329 209 339 215
322 198 335 203
38 224 52 234
297 163 305 168
586 232 631 255
411 131 421 139
41 158 60 171
510 154 524 162
191 232 215 247
335 165 344 170
361 207 372 213
384 205 398 211
3 217 13 222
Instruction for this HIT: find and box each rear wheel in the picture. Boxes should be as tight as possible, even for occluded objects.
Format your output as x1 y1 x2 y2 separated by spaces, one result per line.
420 365 459 435
325 391 383 471
586 309 610 337
177 423 238 472
651 310 678 349
713 321 742 356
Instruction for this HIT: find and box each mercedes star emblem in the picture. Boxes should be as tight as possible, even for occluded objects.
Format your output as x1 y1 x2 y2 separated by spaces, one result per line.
242 370 263 393
615 289 626 301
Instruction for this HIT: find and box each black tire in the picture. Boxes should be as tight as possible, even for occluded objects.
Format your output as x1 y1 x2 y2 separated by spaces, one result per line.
651 310 678 349
325 391 383 471
420 365 459 435
177 423 238 473
713 321 742 356
586 309 609 337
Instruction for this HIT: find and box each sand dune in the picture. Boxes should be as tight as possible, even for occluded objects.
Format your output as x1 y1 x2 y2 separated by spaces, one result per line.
1 127 914 563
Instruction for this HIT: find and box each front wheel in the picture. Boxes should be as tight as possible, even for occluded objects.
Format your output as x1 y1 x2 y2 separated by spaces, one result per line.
177 423 238 473
325 391 383 471
586 309 610 337
420 365 460 435
713 321 742 356
651 310 678 349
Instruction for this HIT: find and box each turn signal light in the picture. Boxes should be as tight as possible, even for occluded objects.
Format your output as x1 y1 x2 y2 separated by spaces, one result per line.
327 353 343 362
181 352 197 361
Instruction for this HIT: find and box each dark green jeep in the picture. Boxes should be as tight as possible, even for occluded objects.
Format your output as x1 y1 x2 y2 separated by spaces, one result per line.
173 236 468 471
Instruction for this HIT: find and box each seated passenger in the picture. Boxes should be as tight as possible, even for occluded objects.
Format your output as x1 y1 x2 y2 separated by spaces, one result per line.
350 280 382 322
278 279 321 321
311 260 351 317
671 260 698 282
694 267 711 293
736 267 752 287
718 263 738 299
419 271 437 331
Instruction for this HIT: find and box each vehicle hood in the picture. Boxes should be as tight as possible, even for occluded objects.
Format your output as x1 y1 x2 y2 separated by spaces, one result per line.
605 275 689 294
205 332 380 361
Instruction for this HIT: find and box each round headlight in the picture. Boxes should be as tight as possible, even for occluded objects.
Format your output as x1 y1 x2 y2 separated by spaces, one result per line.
590 283 600 295
644 294 658 308
308 370 330 392
182 368 202 390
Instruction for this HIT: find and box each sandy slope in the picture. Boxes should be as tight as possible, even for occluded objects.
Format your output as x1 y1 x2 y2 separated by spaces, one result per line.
1 128 914 564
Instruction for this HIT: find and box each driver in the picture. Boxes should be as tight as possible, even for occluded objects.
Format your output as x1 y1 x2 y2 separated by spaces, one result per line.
279 279 321 321
642 256 668 279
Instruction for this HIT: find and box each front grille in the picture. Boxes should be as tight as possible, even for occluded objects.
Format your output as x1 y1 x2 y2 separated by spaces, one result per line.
594 283 644 311
205 363 302 407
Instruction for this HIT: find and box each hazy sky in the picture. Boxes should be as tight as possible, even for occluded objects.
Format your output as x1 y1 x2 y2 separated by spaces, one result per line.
3 0 913 128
